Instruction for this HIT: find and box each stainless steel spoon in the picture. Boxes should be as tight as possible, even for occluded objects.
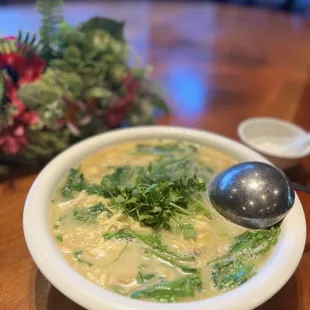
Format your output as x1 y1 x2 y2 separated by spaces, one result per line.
208 161 308 229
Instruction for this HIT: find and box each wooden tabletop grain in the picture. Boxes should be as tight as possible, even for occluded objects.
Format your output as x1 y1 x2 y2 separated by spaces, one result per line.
1 2 310 310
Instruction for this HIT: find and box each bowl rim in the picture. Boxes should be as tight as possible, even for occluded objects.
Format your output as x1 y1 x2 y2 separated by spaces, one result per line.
23 125 306 310
238 117 310 159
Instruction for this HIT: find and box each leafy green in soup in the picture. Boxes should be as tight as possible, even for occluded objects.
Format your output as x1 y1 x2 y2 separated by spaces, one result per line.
50 139 280 303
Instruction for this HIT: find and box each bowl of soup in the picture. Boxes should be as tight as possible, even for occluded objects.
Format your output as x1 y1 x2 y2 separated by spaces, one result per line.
23 126 306 310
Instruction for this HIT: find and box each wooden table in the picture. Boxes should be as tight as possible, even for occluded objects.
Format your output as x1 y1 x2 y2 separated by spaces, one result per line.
1 2 310 309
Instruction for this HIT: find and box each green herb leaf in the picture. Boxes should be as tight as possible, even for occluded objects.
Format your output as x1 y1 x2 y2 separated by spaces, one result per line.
73 202 112 222
211 257 255 290
55 234 63 242
104 228 197 274
181 223 197 240
61 168 108 198
111 285 126 295
61 144 211 236
53 214 67 231
104 228 195 263
72 250 93 267
131 275 202 302
61 168 85 198
229 226 280 256
136 271 156 284
209 226 280 291
134 143 196 157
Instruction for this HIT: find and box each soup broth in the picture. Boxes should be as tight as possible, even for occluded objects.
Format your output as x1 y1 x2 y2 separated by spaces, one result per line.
50 140 280 302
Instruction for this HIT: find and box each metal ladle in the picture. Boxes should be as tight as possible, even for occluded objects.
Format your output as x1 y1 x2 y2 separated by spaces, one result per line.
208 162 309 229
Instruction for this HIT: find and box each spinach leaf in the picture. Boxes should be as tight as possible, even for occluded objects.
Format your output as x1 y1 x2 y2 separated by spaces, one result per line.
72 250 93 267
55 234 63 242
170 219 197 240
180 223 197 240
61 168 85 198
100 166 141 197
229 226 280 256
189 199 212 219
104 228 198 274
211 257 255 290
104 228 195 262
73 202 112 222
61 168 108 199
53 214 68 231
136 271 156 284
131 275 202 302
209 226 280 291
111 285 126 295
134 143 197 157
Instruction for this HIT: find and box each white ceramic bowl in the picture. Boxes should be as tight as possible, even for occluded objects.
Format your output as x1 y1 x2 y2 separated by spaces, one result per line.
238 117 310 170
23 126 306 310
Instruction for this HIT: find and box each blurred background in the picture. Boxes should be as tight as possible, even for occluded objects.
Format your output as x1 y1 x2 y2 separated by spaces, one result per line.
1 0 310 14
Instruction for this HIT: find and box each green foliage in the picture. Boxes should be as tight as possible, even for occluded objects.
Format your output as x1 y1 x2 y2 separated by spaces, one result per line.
102 154 208 235
61 143 212 238
61 168 108 199
50 24 127 78
0 38 16 54
18 80 65 129
178 223 197 240
0 72 4 113
20 129 70 162
229 226 280 256
131 275 202 302
111 285 126 295
79 17 125 41
17 30 41 55
0 31 40 56
37 0 64 60
55 234 63 242
136 271 156 284
134 143 195 156
211 257 255 290
73 202 113 222
72 250 93 267
53 214 67 231
61 168 85 198
104 228 195 262
0 2 169 174
104 228 198 274
210 227 280 291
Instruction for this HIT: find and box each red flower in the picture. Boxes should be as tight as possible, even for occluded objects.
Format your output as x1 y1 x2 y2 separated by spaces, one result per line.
0 52 43 155
3 36 16 41
0 51 45 125
104 98 130 128
4 75 25 115
0 53 46 86
0 110 39 155
104 74 141 128
0 123 28 155
124 74 140 94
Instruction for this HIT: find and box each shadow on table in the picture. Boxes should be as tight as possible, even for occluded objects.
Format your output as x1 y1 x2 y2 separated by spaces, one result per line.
286 162 310 186
34 267 299 310
34 269 85 310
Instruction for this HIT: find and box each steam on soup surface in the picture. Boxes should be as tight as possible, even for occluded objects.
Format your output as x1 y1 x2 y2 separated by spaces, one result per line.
51 140 280 302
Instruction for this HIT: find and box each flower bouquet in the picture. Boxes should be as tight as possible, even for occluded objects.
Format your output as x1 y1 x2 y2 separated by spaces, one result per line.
0 0 168 175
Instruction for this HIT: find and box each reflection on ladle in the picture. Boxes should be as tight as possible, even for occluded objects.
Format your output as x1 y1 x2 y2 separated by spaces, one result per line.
208 162 309 229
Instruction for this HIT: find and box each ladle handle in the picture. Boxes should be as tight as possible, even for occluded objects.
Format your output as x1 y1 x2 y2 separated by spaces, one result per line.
292 182 310 194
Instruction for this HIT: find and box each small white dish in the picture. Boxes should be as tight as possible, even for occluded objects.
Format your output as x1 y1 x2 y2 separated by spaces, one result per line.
23 126 306 310
238 117 310 170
